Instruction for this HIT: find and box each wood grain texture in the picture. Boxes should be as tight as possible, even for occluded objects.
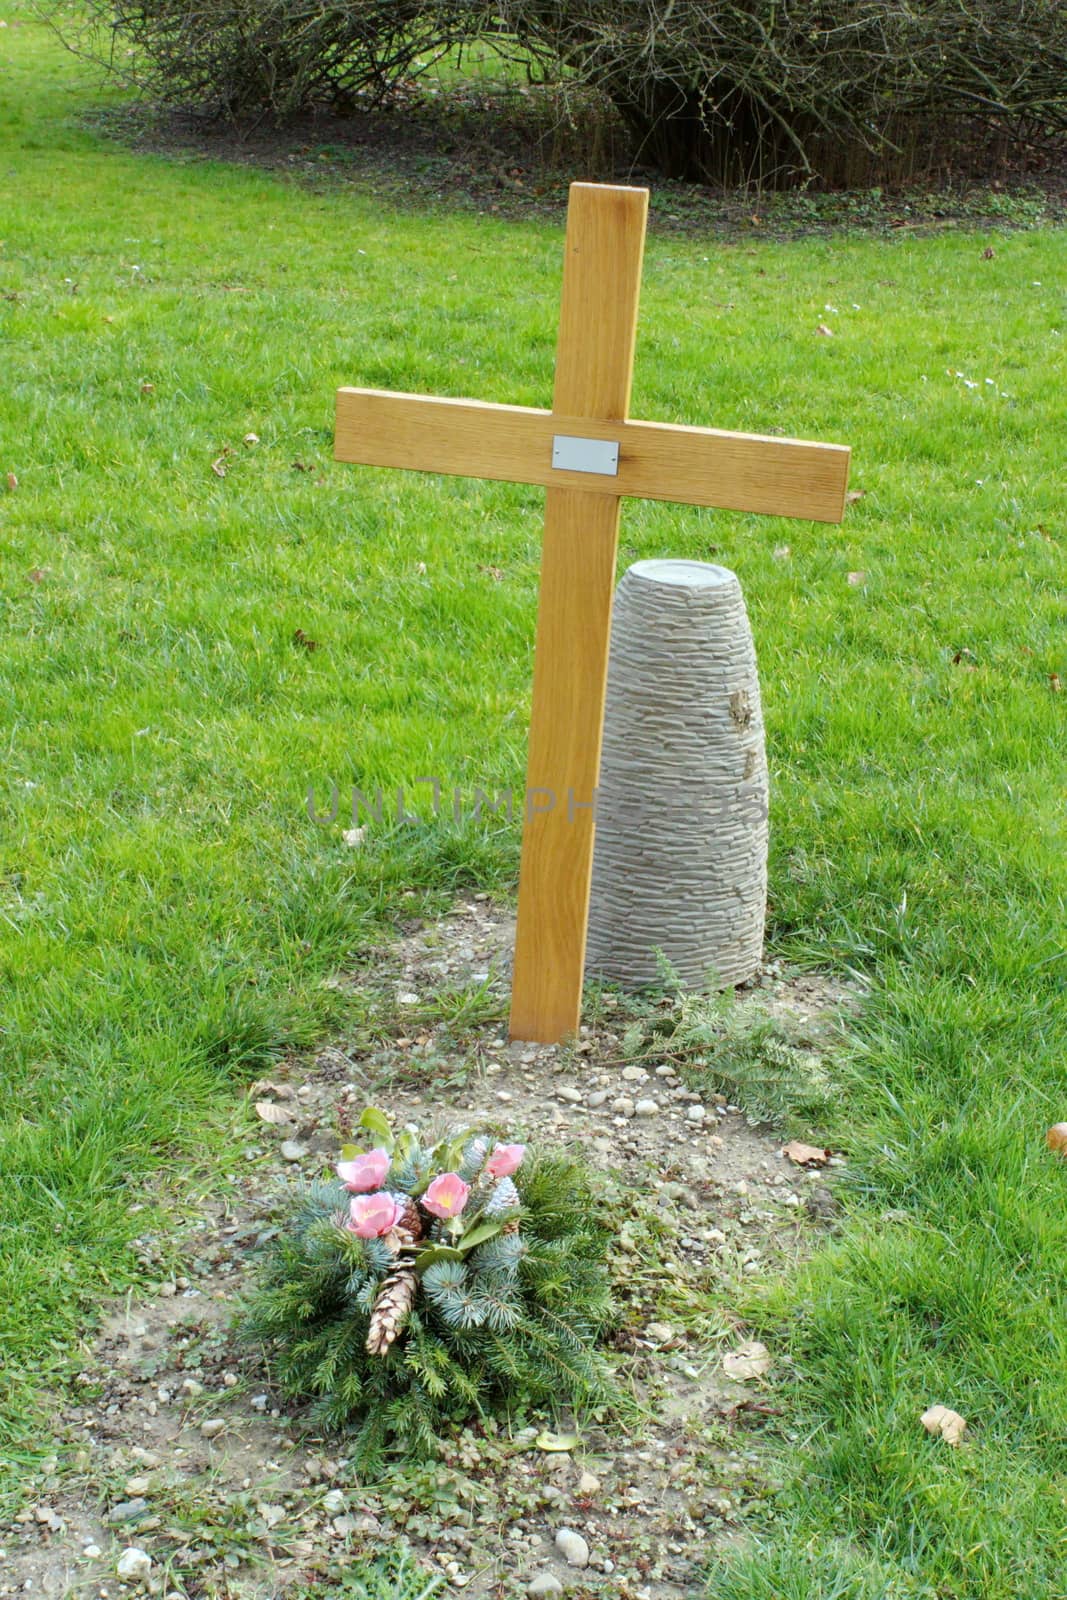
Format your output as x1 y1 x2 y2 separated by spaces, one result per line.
335 388 851 523
509 184 648 1044
508 488 622 1041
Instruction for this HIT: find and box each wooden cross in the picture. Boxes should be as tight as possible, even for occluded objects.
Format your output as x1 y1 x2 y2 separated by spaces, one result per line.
334 182 850 1046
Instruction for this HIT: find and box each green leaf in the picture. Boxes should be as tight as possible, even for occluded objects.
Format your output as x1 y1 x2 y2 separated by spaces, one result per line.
358 1106 394 1151
457 1220 504 1253
414 1245 465 1274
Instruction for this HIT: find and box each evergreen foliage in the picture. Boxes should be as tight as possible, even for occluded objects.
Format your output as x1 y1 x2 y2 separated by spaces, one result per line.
243 1145 617 1469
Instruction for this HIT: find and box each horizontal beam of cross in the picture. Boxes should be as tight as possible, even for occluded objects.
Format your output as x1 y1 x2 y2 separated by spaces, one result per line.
335 388 850 523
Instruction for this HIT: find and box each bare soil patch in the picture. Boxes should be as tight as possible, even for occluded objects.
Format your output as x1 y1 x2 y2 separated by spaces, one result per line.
1 901 862 1600
92 84 1067 240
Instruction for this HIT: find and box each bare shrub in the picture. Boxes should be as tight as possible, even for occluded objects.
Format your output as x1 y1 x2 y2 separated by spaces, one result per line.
496 0 1067 186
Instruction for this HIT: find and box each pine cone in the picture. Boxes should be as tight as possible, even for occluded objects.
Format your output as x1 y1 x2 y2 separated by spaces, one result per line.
390 1194 424 1242
366 1259 418 1356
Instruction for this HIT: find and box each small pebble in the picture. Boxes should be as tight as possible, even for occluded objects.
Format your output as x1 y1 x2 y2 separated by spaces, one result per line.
107 1499 148 1525
587 1089 609 1108
200 1418 225 1439
83 1544 103 1559
634 1098 659 1116
554 1527 590 1567
621 1065 647 1083
115 1549 152 1584
557 1086 583 1104
576 1470 600 1495
279 1141 307 1162
526 1576 564 1596
686 1104 706 1123
322 1489 346 1514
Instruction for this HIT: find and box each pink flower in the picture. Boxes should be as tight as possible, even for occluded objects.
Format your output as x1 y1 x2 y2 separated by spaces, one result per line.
337 1147 391 1193
422 1172 470 1220
347 1191 403 1238
485 1143 525 1179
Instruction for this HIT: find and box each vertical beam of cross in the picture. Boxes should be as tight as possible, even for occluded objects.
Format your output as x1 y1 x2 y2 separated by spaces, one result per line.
508 185 648 1044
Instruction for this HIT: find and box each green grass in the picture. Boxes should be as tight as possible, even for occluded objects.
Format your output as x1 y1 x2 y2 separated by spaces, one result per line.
2 15 1066 1596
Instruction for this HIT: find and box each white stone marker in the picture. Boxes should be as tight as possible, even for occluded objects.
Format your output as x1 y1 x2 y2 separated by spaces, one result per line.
586 559 768 989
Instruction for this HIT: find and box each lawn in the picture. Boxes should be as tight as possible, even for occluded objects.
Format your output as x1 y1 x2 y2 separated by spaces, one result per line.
2 12 1066 1597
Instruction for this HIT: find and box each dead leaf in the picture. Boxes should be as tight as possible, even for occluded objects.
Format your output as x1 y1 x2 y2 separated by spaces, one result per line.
415 561 427 575
139 381 154 394
342 826 366 847
722 1340 771 1380
27 568 45 584
845 489 866 505
773 544 791 561
292 627 319 652
479 565 504 581
210 455 229 479
291 460 313 472
982 246 996 259
816 323 835 337
250 1079 295 1100
847 570 867 586
1050 674 1062 693
243 432 259 447
783 1140 830 1168
921 1404 967 1446
5 472 17 492
1046 1123 1067 1154
254 1100 294 1125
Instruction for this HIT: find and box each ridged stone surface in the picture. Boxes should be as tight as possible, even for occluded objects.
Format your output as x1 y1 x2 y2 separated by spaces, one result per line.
586 559 768 989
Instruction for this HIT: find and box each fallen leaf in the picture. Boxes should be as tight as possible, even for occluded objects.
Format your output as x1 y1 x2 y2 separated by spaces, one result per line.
534 1430 579 1452
921 1404 967 1446
847 570 867 586
27 568 45 584
982 246 996 259
1046 1123 1067 1154
783 1140 830 1168
723 1340 771 1380
243 432 259 446
210 456 228 479
415 561 427 575
816 323 835 337
845 489 866 505
5 471 17 491
1050 674 1062 693
342 826 366 847
250 1079 295 1100
292 627 319 652
254 1100 294 1125
479 564 504 581
773 544 791 561
139 381 154 394
291 460 313 472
